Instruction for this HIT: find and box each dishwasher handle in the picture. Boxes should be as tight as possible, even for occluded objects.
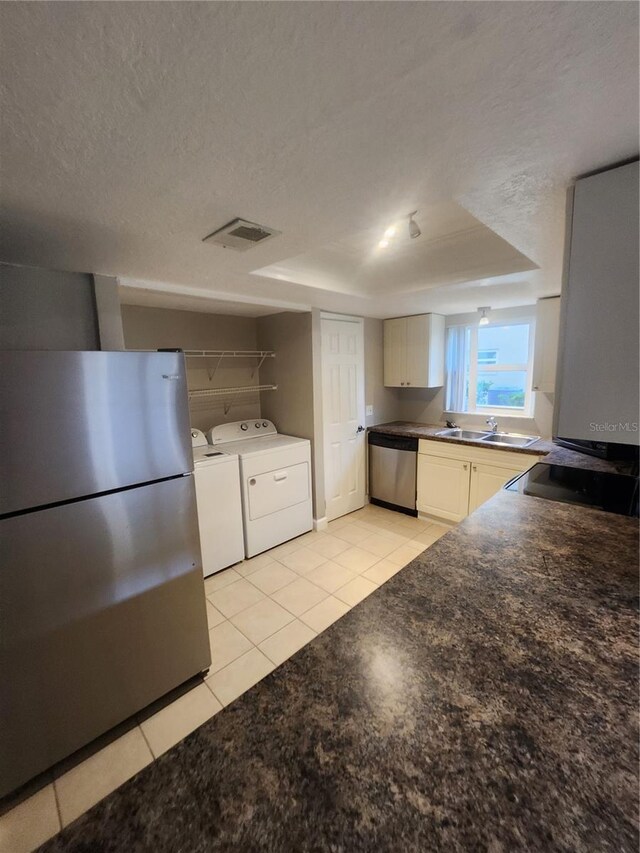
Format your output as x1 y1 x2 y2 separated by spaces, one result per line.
368 431 418 453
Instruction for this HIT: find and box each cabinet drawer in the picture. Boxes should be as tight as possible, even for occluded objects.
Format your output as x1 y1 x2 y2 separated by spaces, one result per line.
418 438 543 470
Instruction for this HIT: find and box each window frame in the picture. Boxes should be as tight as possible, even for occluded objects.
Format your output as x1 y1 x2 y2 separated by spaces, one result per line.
445 314 536 418
477 348 498 365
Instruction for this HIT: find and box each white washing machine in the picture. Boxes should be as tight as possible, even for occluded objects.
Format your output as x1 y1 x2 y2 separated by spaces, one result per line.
191 429 245 576
207 420 313 558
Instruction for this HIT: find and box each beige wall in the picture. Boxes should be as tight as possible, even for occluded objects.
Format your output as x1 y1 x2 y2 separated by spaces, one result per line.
256 311 319 513
121 304 261 431
363 317 400 427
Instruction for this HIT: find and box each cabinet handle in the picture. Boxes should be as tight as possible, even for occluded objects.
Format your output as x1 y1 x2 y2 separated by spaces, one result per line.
472 465 477 472
463 464 468 470
407 381 411 385
400 382 405 386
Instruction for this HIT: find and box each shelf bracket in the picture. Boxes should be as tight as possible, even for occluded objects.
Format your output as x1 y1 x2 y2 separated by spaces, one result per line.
223 392 240 416
251 352 269 379
206 353 224 383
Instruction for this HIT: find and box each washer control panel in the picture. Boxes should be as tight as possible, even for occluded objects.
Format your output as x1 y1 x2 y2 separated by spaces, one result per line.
208 419 277 445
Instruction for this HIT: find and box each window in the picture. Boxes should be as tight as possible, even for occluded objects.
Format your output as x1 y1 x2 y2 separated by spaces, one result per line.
445 318 534 416
477 349 498 365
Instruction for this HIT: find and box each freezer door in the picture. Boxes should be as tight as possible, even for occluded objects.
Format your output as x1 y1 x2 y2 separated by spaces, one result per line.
0 350 192 515
0 474 210 797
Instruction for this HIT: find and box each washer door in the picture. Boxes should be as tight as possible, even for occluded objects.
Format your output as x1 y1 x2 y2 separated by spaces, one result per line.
247 462 311 520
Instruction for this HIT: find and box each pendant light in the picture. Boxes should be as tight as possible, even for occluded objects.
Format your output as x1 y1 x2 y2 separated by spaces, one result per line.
478 307 490 326
408 211 421 239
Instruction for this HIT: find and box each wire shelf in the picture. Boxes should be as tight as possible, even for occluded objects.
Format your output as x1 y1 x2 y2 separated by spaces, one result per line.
184 350 275 359
188 384 277 399
188 383 277 415
184 350 275 381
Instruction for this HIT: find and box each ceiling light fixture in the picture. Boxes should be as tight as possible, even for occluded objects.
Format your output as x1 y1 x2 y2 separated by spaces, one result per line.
408 211 421 239
478 307 490 326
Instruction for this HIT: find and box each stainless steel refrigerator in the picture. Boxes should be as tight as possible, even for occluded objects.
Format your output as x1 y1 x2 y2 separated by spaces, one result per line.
0 350 211 798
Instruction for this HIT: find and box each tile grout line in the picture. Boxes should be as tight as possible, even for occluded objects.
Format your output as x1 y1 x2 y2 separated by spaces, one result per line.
247 558 381 611
202 676 227 708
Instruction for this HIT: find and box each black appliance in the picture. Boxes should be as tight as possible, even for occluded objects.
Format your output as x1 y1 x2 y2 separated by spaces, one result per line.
505 463 639 517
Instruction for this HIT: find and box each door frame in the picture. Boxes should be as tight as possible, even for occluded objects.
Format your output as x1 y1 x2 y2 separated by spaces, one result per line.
318 312 366 525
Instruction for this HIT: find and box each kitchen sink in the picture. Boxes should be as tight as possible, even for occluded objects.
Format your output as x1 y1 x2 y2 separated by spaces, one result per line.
436 428 491 440
435 428 540 448
480 433 540 448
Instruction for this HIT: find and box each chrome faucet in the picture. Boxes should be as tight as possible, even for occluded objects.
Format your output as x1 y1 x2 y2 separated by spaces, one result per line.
486 417 499 433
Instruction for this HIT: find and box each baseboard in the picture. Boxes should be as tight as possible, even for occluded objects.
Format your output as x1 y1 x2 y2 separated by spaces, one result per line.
417 512 456 528
313 516 329 532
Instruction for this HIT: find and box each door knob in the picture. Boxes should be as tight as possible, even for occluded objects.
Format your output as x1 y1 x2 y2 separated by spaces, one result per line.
356 425 365 433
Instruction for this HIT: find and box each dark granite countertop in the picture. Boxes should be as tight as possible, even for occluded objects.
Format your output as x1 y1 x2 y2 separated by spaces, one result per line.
369 419 554 455
39 490 639 852
369 421 637 473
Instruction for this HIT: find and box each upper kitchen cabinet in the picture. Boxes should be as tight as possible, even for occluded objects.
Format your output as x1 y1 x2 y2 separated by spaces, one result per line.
383 313 445 388
555 160 639 446
531 296 561 393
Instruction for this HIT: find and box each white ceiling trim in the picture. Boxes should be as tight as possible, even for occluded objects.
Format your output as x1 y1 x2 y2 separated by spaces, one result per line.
118 277 311 315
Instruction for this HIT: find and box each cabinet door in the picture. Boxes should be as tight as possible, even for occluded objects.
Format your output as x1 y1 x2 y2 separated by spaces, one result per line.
417 453 470 522
383 318 406 387
468 463 524 514
532 297 560 393
405 314 429 387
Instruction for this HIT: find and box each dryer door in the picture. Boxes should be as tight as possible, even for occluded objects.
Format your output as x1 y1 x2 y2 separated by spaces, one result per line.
247 462 311 520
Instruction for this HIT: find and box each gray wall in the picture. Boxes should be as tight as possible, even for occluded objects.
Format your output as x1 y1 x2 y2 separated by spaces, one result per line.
1 262 99 350
121 304 261 431
93 275 125 350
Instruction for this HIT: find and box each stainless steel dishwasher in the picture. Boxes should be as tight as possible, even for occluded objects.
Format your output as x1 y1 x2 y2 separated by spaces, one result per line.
368 431 418 516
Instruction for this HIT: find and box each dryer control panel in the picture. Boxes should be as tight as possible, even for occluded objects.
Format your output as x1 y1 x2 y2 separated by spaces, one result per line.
208 419 277 445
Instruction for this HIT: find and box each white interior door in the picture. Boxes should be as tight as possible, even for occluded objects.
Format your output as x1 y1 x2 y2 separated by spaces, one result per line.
321 316 366 521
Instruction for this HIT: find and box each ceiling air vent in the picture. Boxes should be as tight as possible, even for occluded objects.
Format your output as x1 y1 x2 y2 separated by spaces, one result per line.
203 218 281 251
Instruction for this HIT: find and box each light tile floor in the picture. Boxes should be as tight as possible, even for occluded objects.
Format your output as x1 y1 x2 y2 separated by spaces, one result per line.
0 505 450 853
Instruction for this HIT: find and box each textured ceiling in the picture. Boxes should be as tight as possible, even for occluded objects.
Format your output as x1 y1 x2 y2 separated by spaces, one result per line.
1 2 638 318
253 201 538 296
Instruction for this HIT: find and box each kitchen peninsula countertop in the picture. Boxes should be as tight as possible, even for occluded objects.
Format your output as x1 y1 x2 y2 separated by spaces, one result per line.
369 420 637 473
39 489 639 852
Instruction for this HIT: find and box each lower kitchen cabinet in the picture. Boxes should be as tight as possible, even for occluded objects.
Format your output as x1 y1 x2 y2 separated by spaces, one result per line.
467 462 523 514
417 454 471 523
417 439 544 523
